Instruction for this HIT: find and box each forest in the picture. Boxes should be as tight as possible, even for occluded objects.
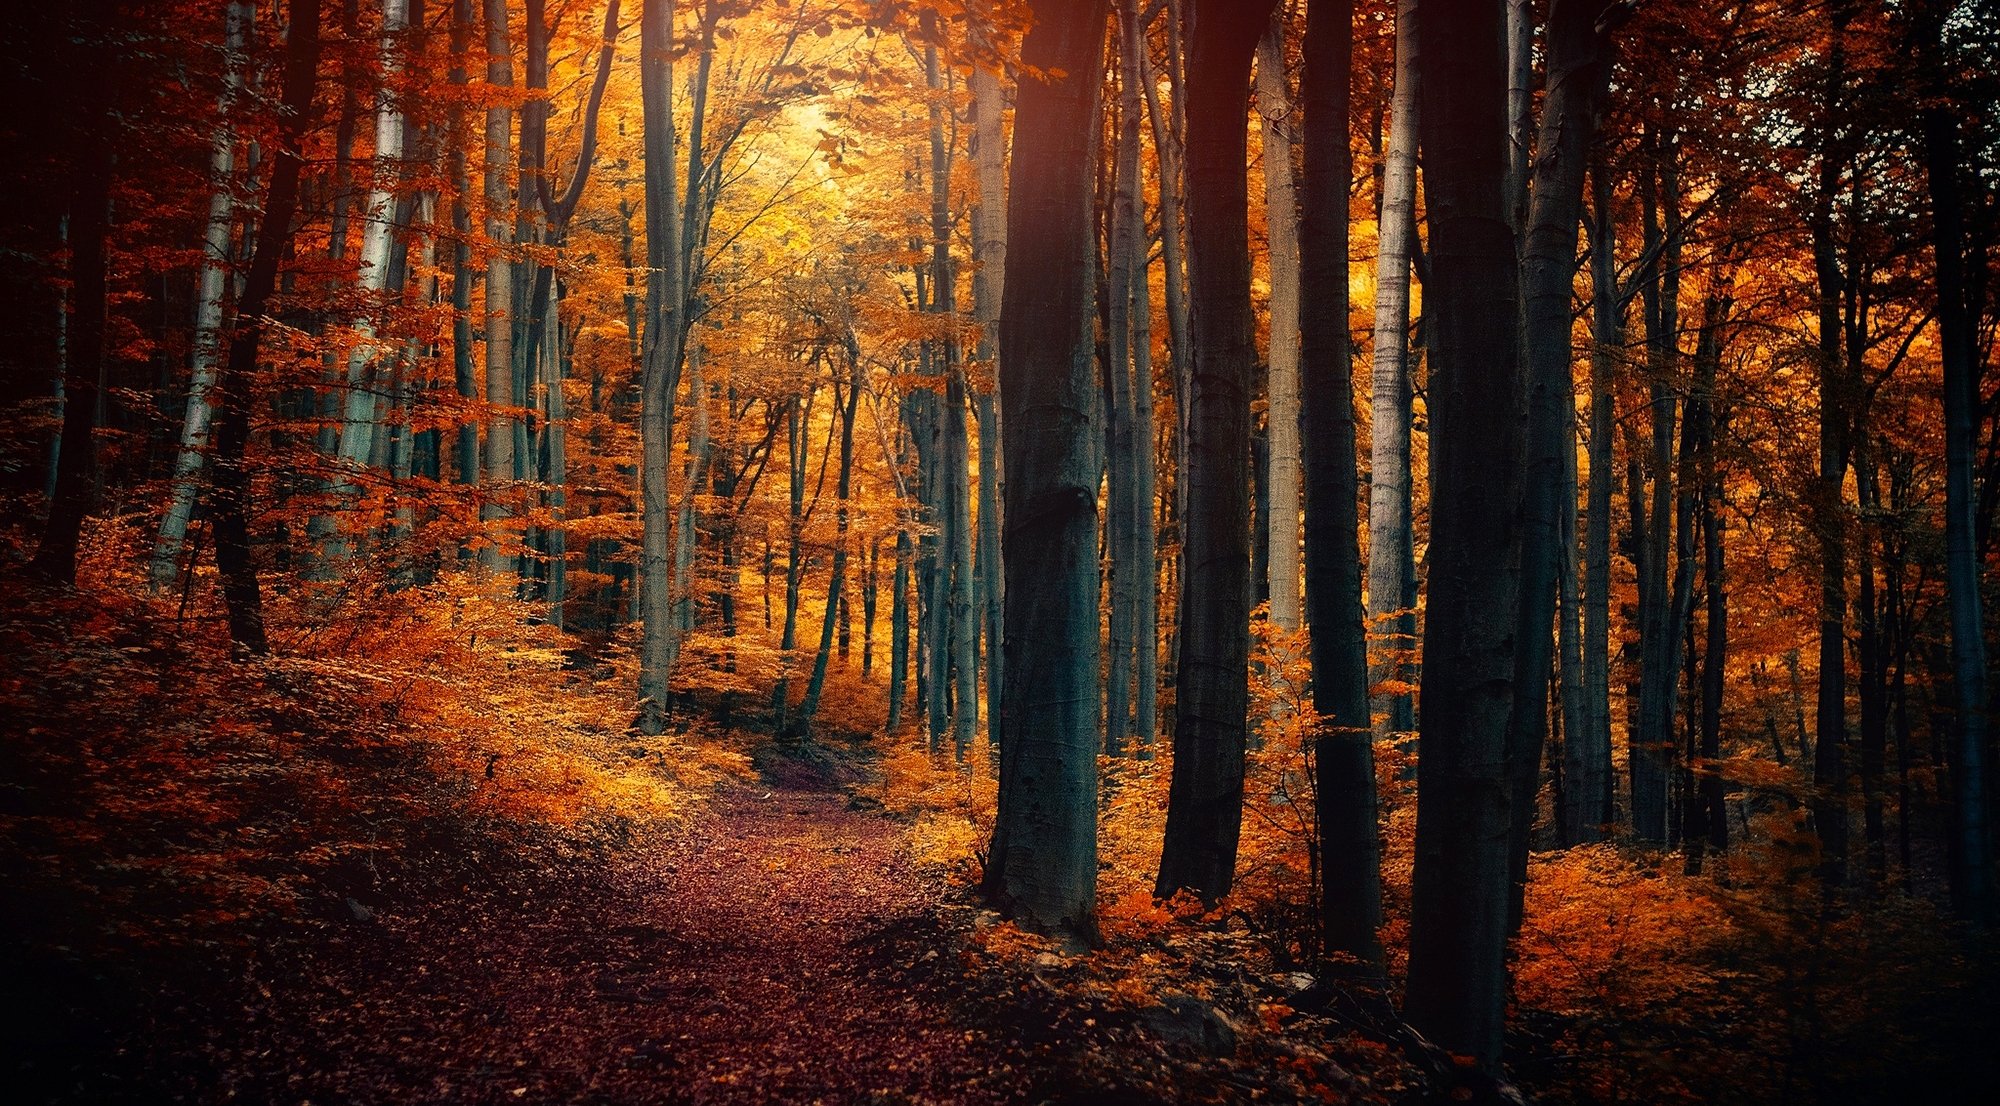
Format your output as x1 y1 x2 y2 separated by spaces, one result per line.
1 0 1996 1102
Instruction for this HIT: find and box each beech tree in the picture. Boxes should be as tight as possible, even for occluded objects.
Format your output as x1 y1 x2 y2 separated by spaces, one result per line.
984 0 1108 936
1402 0 1526 1070
1156 0 1277 905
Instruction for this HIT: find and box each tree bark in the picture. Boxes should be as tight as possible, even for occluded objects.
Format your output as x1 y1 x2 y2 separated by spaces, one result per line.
31 1 119 587
1157 0 1276 904
971 43 1008 751
1365 0 1419 742
1919 0 1992 922
1257 13 1302 632
152 0 253 591
1570 155 1620 842
635 0 684 735
206 0 326 652
481 0 517 572
984 0 1107 937
1403 0 1525 1071
1505 0 1613 928
1300 0 1381 969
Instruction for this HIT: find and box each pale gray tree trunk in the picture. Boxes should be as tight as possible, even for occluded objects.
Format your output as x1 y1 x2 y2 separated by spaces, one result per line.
1365 0 1419 740
970 54 1007 750
1256 14 1302 631
635 0 683 735
152 0 253 592
480 0 517 572
1503 0 1533 234
324 0 411 561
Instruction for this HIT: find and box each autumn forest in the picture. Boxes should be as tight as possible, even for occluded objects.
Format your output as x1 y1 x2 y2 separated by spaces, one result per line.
2 0 1996 1102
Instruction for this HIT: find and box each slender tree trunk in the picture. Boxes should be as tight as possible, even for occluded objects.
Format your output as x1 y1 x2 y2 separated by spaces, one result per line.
481 0 517 571
1257 14 1302 631
32 2 119 587
1104 0 1145 757
971 48 1008 750
1505 0 1613 929
1299 0 1381 968
983 0 1107 937
1571 156 1620 841
152 1 253 590
1365 0 1419 741
323 0 410 560
1132 119 1160 754
207 0 326 652
635 0 683 735
1157 0 1276 904
1810 2 1852 887
1632 125 1683 844
801 348 863 735
1919 1 1992 921
449 0 480 490
1403 0 1526 1071
1139 24 1191 539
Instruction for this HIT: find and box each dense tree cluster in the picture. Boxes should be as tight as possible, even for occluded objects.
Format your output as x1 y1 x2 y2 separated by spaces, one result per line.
3 0 1996 1091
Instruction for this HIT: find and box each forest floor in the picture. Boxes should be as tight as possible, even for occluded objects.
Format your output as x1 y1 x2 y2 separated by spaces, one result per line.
17 752 1404 1105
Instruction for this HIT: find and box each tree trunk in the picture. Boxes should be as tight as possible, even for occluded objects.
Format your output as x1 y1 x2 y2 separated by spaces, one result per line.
206 0 326 652
984 0 1107 937
1257 14 1302 632
31 1 119 587
323 0 411 560
152 1 253 591
1919 0 1992 922
1157 0 1276 904
1809 2 1852 887
481 0 517 572
1104 0 1146 757
1570 156 1620 842
1299 0 1381 969
971 48 1008 750
635 0 683 735
1632 124 1683 845
1365 0 1419 742
1505 0 1613 929
1403 0 1525 1071
801 346 864 734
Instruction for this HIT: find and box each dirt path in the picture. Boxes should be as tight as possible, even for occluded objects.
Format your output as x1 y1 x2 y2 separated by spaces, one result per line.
227 783 1020 1105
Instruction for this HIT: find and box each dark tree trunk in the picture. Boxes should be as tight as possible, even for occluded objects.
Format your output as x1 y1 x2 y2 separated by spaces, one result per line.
1156 0 1276 904
205 0 325 653
1299 0 1381 969
1403 0 1525 1071
31 0 119 586
1918 0 1992 922
1809 1 1853 889
1570 156 1621 843
983 0 1109 938
1505 0 1615 929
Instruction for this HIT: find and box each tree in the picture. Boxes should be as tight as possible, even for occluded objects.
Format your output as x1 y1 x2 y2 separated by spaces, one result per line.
30 0 120 586
1505 0 1616 925
1299 0 1381 969
1402 0 1525 1070
1156 0 1277 904
1257 11 1302 632
1917 0 1992 924
635 0 683 735
151 0 253 592
207 0 327 652
984 0 1108 937
1364 0 1419 743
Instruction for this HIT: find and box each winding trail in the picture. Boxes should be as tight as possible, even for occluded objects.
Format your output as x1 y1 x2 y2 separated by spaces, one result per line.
242 783 1019 1105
